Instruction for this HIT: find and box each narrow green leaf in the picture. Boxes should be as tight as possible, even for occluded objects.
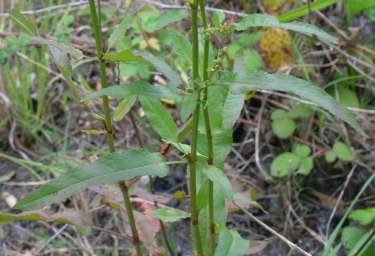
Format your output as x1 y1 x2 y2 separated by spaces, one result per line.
108 15 134 50
103 50 147 63
138 51 182 87
85 80 180 101
151 208 190 222
202 166 233 200
235 14 337 44
113 95 137 122
222 91 244 130
15 150 168 210
346 0 375 21
139 96 178 142
230 71 363 135
215 228 249 256
143 10 188 33
0 210 91 228
279 0 337 22
10 7 38 35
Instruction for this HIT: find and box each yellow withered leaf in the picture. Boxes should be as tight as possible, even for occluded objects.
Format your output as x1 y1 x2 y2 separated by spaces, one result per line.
259 28 294 71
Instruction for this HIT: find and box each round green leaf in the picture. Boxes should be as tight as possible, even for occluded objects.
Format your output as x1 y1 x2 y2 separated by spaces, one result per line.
272 118 296 139
349 208 375 226
325 150 337 163
271 152 300 177
294 144 311 157
297 157 313 176
271 109 289 120
333 142 355 161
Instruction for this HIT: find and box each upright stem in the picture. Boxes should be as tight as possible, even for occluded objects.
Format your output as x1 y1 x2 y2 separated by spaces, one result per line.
189 1 204 256
88 1 142 255
199 1 216 255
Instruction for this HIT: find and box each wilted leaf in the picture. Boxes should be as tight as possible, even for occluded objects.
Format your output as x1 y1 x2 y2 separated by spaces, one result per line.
16 150 168 210
259 28 293 70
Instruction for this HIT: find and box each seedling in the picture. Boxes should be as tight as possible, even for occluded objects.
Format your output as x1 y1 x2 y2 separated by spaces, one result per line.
2 1 364 255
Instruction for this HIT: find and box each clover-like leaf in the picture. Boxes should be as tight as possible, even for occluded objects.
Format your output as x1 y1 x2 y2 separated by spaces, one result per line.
333 141 355 161
272 117 296 139
271 152 300 177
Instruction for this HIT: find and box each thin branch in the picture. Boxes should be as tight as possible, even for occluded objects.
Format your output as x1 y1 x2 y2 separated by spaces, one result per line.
0 1 89 17
236 203 312 256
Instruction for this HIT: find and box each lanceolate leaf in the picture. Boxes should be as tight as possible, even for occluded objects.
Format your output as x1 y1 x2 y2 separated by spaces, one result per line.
85 80 180 101
151 208 190 222
279 0 337 22
15 150 168 210
235 14 337 44
0 210 91 228
108 15 134 50
230 71 363 135
143 10 188 33
103 50 147 63
202 166 233 200
138 51 182 88
139 96 178 142
215 228 249 256
113 95 137 122
222 91 244 130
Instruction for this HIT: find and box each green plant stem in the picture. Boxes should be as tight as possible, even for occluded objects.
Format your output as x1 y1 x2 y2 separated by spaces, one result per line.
88 1 142 255
199 1 216 255
189 1 204 256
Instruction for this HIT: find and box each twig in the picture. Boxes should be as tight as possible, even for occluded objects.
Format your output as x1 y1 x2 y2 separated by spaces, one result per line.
325 165 357 240
33 225 68 255
0 1 89 17
236 203 312 256
255 96 272 179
